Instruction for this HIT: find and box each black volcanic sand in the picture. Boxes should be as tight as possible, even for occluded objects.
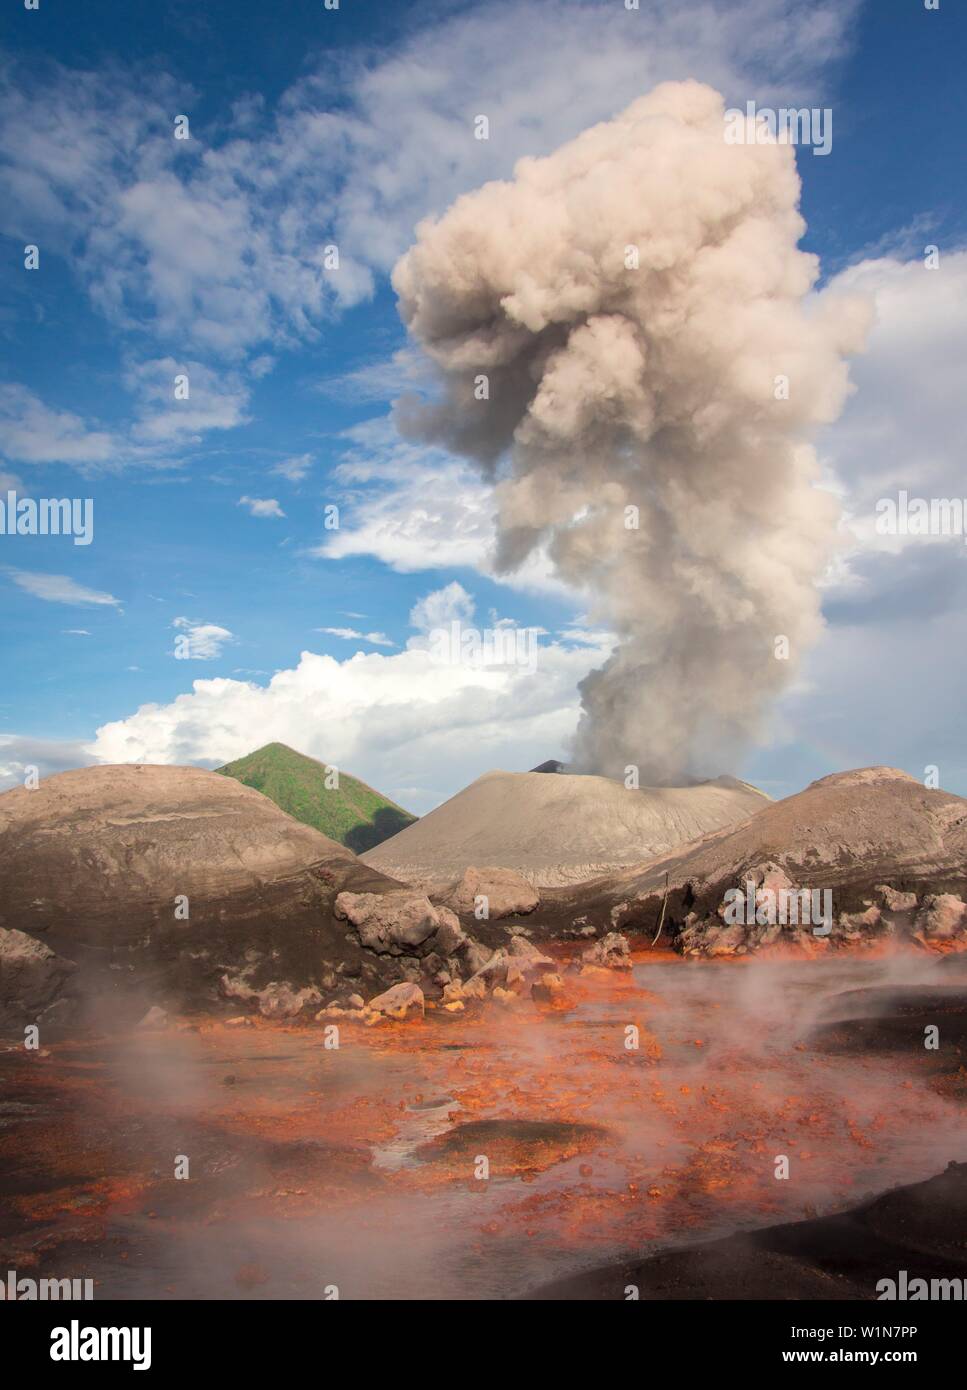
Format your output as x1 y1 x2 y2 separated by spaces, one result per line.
530 967 967 1300
529 1161 967 1300
809 985 967 1058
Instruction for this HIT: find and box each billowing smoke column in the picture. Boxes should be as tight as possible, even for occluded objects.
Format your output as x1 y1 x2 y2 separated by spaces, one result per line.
392 81 868 783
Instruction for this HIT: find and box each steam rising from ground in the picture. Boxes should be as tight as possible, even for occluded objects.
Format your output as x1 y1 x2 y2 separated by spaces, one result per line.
13 951 963 1300
393 81 869 781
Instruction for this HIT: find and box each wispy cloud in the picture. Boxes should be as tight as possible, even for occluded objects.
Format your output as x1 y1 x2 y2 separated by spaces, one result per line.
238 495 285 518
8 570 122 608
272 454 312 482
0 362 249 476
0 384 120 467
0 0 858 366
127 357 250 445
316 627 395 647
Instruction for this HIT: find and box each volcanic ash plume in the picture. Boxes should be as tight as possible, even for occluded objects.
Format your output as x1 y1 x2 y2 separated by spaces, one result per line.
392 81 869 783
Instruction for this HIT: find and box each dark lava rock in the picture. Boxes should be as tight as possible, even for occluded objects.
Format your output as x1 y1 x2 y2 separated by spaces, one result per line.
0 928 77 1031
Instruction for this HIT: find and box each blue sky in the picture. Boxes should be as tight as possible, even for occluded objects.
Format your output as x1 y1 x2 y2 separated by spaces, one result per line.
1 0 966 811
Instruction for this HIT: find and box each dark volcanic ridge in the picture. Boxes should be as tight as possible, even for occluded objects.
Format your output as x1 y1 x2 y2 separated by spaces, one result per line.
0 765 417 1030
530 1161 967 1300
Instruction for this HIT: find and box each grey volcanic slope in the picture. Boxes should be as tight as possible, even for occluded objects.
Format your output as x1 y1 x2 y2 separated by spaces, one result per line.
542 767 967 946
361 769 769 887
0 764 401 1013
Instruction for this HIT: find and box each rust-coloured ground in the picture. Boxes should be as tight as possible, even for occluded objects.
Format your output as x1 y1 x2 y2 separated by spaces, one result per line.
2 948 964 1299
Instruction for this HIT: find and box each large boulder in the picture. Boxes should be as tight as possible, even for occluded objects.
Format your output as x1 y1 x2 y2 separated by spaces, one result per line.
437 866 540 920
335 891 437 953
334 891 466 958
0 928 76 1031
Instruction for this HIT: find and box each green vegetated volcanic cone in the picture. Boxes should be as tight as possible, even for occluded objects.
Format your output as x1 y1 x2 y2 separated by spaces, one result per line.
216 742 416 852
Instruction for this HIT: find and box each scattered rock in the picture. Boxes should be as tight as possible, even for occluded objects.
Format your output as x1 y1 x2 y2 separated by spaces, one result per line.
506 936 550 962
917 894 967 940
838 905 881 933
315 1003 350 1019
461 940 492 976
433 910 467 957
137 1006 169 1030
367 981 425 1021
705 923 748 957
532 972 565 1003
580 931 632 970
465 939 555 997
256 982 322 1019
876 885 918 913
492 986 519 1006
222 971 322 1019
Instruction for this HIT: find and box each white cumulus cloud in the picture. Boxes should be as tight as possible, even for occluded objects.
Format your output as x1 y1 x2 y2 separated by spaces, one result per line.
89 586 615 811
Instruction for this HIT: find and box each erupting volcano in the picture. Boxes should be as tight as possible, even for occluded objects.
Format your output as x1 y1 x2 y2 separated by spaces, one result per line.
2 6 965 1328
361 767 770 886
